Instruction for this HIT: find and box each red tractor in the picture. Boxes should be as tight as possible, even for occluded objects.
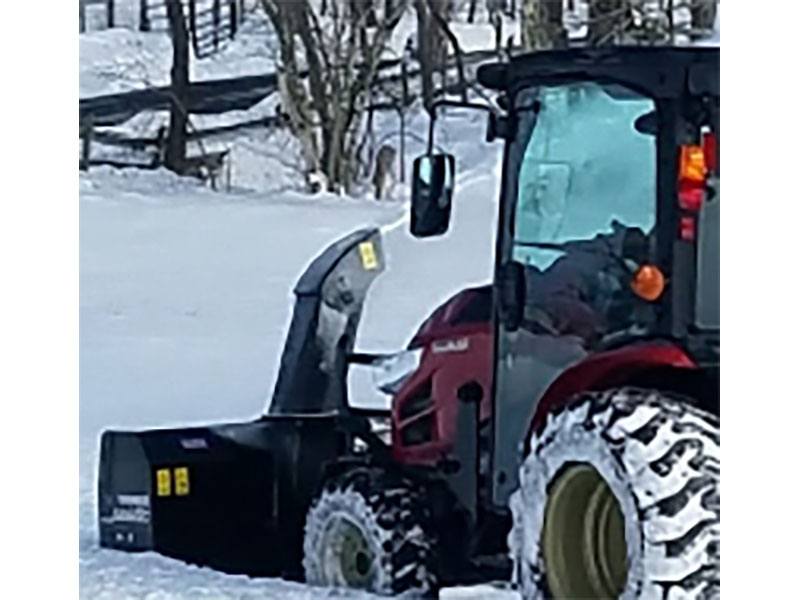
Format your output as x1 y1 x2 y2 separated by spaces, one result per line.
99 47 719 599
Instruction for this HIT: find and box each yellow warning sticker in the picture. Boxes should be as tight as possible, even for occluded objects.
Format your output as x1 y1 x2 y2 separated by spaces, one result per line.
358 241 378 271
174 467 190 496
156 469 172 497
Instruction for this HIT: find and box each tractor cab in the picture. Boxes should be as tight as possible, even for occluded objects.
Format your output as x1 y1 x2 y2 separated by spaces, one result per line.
410 46 719 506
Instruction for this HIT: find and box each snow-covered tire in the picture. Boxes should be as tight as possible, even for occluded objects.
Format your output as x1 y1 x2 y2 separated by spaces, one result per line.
303 469 438 597
509 388 720 599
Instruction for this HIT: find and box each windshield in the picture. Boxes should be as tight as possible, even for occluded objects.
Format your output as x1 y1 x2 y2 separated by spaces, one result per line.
510 81 656 270
503 81 659 349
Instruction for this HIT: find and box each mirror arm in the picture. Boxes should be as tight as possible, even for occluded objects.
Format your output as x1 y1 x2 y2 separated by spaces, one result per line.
426 99 502 156
427 111 435 155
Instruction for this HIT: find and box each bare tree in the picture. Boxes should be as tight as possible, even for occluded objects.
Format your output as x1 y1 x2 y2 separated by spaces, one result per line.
426 0 468 102
689 0 717 32
522 1 718 50
521 0 566 50
415 0 450 114
260 0 408 193
165 0 190 173
587 0 626 45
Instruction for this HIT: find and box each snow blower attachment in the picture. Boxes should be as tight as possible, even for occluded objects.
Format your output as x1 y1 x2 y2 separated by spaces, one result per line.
99 47 719 599
98 228 386 577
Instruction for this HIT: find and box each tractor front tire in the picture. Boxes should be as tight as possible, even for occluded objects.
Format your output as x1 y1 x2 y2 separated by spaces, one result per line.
303 470 438 597
509 388 720 599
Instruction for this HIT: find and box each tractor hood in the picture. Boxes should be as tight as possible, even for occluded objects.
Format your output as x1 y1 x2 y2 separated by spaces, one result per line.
269 228 385 415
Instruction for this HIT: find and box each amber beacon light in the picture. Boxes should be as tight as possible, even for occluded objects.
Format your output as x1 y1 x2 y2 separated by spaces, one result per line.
631 264 666 301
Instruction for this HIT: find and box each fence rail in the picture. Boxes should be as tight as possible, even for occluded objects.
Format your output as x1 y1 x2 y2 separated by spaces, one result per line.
79 46 507 173
139 0 244 59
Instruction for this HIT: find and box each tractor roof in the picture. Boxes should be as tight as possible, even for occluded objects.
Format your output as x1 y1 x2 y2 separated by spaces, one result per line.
477 46 719 99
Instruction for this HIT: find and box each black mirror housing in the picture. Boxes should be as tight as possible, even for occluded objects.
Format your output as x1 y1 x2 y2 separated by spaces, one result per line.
410 154 455 238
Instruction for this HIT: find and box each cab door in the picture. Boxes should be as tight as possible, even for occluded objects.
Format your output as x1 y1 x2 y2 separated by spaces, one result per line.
491 81 659 506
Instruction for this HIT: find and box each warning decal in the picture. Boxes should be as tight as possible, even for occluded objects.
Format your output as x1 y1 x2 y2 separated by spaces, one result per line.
156 469 172 497
358 241 378 270
174 467 190 496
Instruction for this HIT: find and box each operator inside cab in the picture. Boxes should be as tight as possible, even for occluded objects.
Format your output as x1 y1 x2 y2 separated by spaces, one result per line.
511 81 659 349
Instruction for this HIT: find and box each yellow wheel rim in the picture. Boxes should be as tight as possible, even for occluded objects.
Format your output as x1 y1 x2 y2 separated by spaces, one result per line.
541 464 628 598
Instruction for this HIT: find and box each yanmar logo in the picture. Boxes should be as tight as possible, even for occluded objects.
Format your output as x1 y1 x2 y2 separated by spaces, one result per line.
431 337 469 354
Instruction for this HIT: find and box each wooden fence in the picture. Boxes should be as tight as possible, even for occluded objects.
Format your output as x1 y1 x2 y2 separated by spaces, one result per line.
139 0 245 58
79 0 115 33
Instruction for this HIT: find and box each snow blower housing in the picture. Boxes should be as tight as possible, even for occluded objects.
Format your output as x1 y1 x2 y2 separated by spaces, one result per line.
98 228 388 576
99 47 719 598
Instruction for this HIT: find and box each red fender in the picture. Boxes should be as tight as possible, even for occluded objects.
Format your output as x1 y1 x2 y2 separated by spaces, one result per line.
527 342 696 438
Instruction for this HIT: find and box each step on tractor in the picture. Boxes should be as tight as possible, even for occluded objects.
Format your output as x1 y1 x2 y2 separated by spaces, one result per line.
98 47 719 599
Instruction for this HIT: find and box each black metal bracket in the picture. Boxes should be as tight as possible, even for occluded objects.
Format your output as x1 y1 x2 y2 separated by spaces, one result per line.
426 99 505 155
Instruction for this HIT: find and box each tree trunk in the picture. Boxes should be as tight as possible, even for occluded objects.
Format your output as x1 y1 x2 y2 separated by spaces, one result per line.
428 0 467 102
691 0 717 31
416 0 448 114
230 0 239 38
587 0 625 46
521 0 566 50
277 69 320 175
261 0 407 194
165 0 190 173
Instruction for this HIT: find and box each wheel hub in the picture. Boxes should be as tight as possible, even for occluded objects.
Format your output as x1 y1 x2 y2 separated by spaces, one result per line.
541 464 628 598
320 515 375 588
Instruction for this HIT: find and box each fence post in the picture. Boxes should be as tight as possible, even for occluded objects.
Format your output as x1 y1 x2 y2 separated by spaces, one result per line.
229 0 238 39
213 0 221 50
106 0 115 28
139 0 150 31
80 117 93 171
188 0 199 56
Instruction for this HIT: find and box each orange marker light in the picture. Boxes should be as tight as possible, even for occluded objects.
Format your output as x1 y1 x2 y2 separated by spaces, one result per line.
678 143 709 213
679 144 707 183
631 264 666 302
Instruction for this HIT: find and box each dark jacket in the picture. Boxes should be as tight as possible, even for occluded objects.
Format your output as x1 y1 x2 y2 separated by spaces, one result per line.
525 223 648 345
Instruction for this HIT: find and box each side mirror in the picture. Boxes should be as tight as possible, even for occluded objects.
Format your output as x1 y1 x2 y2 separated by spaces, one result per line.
410 154 455 238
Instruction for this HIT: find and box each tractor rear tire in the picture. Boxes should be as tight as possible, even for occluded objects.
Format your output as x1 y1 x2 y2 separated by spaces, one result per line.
509 388 720 599
303 469 438 597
